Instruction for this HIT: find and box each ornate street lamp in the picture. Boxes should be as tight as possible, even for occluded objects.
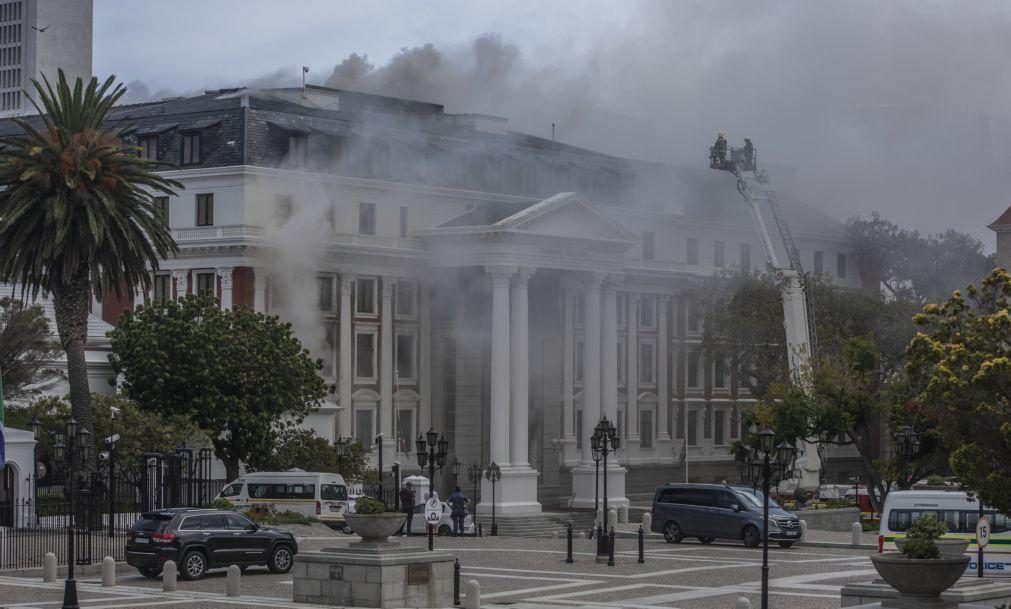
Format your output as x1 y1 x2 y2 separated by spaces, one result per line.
590 429 602 536
415 428 449 501
485 462 502 536
891 425 920 488
374 433 385 501
451 458 461 488
467 463 483 516
593 417 620 562
335 436 351 477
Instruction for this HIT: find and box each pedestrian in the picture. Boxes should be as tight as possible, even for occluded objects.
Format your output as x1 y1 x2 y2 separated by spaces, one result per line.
448 486 469 536
400 481 416 536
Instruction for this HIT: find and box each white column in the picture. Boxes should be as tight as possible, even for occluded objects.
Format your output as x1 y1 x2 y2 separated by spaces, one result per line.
172 269 188 298
510 268 534 467
419 281 432 432
486 265 514 466
339 272 355 437
562 287 575 442
580 273 604 465
216 267 233 310
601 276 620 426
380 277 396 462
626 293 639 443
658 296 671 441
253 269 267 313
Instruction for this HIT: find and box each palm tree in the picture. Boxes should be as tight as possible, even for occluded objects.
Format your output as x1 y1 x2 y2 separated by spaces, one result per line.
0 70 181 468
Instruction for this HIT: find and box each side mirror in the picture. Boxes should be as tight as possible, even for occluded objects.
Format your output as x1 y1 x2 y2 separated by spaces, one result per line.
731 503 741 512
246 523 258 532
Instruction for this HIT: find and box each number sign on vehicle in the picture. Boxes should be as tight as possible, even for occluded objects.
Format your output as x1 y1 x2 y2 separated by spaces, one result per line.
977 516 991 550
424 497 441 525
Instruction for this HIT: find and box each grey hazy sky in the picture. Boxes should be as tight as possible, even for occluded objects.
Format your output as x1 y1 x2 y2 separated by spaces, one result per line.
95 1 1011 247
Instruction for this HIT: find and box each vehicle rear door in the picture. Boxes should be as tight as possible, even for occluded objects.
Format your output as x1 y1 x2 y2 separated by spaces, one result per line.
691 489 722 536
180 514 229 566
320 483 348 525
224 513 271 564
711 490 748 539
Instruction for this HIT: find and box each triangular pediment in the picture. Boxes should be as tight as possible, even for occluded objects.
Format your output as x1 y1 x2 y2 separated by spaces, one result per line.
494 193 637 242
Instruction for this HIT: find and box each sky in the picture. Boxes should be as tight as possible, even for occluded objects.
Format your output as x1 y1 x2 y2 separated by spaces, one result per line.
94 0 1011 248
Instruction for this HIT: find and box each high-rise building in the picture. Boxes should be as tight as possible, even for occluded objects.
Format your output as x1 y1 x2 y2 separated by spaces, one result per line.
0 0 92 116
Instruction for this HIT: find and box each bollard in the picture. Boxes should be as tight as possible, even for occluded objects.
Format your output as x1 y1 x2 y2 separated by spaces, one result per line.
596 507 603 530
454 559 461 606
566 523 574 564
464 579 481 609
638 526 645 564
851 522 863 546
226 564 241 597
478 522 483 538
800 520 808 542
642 512 652 533
43 552 57 582
162 560 177 592
596 523 604 555
607 508 618 531
102 556 116 587
428 524 434 551
619 506 629 524
735 597 752 609
607 527 616 567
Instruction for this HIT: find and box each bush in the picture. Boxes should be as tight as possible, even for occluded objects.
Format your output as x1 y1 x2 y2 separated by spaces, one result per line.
900 513 947 559
209 498 236 511
926 474 946 486
242 505 318 525
353 496 387 514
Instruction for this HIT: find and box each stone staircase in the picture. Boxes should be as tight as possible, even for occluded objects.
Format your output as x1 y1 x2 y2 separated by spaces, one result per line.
476 511 598 538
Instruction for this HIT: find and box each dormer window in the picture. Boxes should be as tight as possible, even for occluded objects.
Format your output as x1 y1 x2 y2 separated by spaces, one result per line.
182 131 201 164
139 136 158 161
288 133 308 164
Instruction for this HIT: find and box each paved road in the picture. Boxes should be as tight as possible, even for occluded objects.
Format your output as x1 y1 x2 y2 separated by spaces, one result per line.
0 534 875 608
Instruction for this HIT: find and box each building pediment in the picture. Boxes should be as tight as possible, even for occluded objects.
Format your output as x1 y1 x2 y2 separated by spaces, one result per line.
491 193 638 243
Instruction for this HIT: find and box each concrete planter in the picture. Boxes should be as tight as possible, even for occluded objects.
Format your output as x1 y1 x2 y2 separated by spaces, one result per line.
870 552 970 599
895 538 970 557
344 513 406 543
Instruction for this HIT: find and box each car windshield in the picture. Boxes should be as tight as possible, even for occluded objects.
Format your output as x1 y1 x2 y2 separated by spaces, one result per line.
735 488 783 510
133 513 173 532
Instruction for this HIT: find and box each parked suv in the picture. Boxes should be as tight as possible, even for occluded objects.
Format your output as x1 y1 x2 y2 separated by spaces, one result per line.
126 508 298 580
650 483 801 548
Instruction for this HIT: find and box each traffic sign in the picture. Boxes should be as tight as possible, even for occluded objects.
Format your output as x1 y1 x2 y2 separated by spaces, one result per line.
424 497 441 525
977 516 991 550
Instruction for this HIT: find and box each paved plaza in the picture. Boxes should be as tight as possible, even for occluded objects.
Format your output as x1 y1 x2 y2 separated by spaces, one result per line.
0 533 878 609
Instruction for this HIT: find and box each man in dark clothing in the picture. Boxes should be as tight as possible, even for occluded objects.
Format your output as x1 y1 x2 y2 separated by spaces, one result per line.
447 486 469 536
400 482 416 535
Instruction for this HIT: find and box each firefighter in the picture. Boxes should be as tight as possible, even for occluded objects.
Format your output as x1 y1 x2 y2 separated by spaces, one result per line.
743 138 754 169
713 132 728 164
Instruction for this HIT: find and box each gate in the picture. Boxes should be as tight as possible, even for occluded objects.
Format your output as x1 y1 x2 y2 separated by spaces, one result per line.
139 448 219 511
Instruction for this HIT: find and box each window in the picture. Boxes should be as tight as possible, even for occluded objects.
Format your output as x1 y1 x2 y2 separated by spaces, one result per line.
575 298 585 326
195 193 213 226
269 275 289 309
714 240 725 267
275 195 294 224
359 202 376 235
575 340 584 382
687 349 701 389
355 409 374 451
323 323 336 377
152 274 171 305
687 409 698 446
638 342 656 384
616 293 627 327
321 484 348 501
153 196 169 226
325 203 336 230
642 231 655 260
837 253 847 278
219 483 242 498
686 299 701 333
639 295 657 329
288 133 308 164
396 333 416 380
617 341 626 383
814 250 824 275
396 409 414 453
355 332 376 379
714 355 727 389
714 410 726 445
182 131 201 164
246 484 314 501
396 280 416 318
687 237 698 265
139 135 158 161
355 277 377 315
740 243 751 271
640 409 653 448
195 272 215 297
318 275 335 312
399 206 409 238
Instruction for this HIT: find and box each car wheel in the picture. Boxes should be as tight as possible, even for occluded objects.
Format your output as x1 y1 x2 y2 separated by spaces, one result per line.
341 525 354 535
137 566 162 579
698 536 715 544
180 550 207 580
438 525 451 536
268 544 294 574
742 525 761 548
778 541 795 549
662 521 683 544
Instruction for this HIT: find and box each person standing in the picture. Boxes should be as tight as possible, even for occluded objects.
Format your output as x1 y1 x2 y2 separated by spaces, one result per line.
400 482 416 536
448 486 469 536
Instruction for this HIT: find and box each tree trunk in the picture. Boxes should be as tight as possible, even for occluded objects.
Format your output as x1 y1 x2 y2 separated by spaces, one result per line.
51 268 95 475
224 458 239 482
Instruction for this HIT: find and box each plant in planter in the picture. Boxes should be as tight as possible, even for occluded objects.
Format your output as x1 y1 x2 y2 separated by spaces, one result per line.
871 513 970 603
894 513 970 557
344 496 406 544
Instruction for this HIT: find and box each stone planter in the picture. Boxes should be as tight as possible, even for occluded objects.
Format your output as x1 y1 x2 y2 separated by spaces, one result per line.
870 552 970 601
895 538 970 557
344 513 407 543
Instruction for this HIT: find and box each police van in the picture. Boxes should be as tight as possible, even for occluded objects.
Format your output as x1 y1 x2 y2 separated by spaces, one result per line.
215 471 349 530
879 490 1010 575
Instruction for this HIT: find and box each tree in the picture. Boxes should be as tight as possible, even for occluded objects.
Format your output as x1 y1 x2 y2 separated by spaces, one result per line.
108 295 329 480
906 268 1011 513
0 296 60 401
0 71 181 466
246 429 336 474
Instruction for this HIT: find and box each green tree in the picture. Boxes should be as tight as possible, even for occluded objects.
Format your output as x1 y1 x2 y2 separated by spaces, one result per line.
0 71 181 466
246 429 336 474
0 296 60 401
906 268 1011 513
108 295 328 480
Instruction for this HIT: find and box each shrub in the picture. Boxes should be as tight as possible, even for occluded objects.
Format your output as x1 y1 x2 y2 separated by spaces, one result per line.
353 496 387 514
242 505 318 525
900 513 947 559
209 498 236 511
926 474 946 487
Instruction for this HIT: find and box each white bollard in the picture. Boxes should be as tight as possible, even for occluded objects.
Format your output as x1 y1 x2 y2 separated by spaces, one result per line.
800 520 808 542
607 509 618 531
43 552 57 582
102 556 116 587
595 507 603 530
464 579 481 609
851 522 863 546
735 597 752 609
642 512 652 532
226 564 241 597
162 560 177 592
619 506 629 524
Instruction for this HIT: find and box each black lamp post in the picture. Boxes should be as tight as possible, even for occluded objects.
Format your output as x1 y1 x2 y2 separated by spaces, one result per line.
415 427 448 501
32 416 91 609
467 463 483 510
451 458 461 489
966 489 985 578
892 425 920 488
375 433 385 500
485 462 501 536
590 429 602 537
335 436 351 477
593 417 620 559
743 428 796 609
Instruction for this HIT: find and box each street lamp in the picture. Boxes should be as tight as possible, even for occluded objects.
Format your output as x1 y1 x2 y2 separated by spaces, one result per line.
335 436 351 477
485 462 501 536
467 463 483 518
593 417 620 561
451 458 461 488
374 433 384 501
32 416 91 609
415 427 449 501
590 429 602 537
743 428 796 609
892 425 920 488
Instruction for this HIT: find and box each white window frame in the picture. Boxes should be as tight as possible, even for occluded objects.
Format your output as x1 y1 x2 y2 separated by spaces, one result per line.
394 398 418 455
639 407 655 449
358 202 376 235
714 408 728 446
194 270 216 298
686 348 702 389
639 295 657 330
322 322 337 379
318 274 337 313
713 355 729 391
353 327 378 383
394 330 418 383
617 339 626 384
638 339 657 386
575 338 585 385
616 293 627 328
395 279 417 319
687 407 699 446
352 396 378 453
355 276 378 318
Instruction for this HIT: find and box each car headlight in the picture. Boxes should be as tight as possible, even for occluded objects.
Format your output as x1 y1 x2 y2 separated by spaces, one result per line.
767 517 782 529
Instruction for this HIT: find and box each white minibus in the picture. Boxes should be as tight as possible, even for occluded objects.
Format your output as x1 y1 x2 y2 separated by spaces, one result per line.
216 471 349 530
879 490 1011 575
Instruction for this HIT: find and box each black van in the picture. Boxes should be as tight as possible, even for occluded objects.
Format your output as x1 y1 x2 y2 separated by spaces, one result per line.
650 483 801 548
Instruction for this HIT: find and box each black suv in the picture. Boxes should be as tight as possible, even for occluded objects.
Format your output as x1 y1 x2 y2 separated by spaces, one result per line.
126 508 298 580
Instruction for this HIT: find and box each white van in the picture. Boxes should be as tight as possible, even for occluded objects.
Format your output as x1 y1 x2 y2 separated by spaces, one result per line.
879 490 1011 576
216 471 349 530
